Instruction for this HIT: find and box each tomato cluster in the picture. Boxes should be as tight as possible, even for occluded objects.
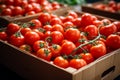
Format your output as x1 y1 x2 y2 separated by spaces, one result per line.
0 11 120 69
95 1 120 13
0 0 63 17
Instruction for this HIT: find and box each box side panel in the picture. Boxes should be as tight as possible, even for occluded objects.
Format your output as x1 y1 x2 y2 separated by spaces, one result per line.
0 41 72 80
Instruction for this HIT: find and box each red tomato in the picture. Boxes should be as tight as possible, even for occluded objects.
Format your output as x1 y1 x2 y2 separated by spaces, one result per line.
50 31 64 44
43 25 52 31
84 25 98 40
64 16 74 23
20 27 31 36
93 20 103 27
24 4 34 13
13 6 24 16
24 31 40 45
37 48 52 61
80 13 97 27
14 0 22 6
61 41 76 55
63 21 74 29
113 21 120 32
53 56 69 68
73 18 81 27
38 12 51 25
29 19 42 29
1 8 12 16
0 31 7 40
52 24 64 34
50 17 62 26
79 53 94 64
50 44 62 57
9 32 25 47
31 3 41 13
68 11 78 19
90 43 106 59
25 11 36 16
106 34 120 49
19 44 32 53
33 40 47 52
43 31 51 40
69 58 87 69
100 23 117 37
65 28 80 42
6 23 20 36
5 0 14 5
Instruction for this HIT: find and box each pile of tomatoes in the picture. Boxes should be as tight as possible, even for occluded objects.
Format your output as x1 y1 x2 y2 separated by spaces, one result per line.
0 11 120 69
0 0 63 17
95 0 120 13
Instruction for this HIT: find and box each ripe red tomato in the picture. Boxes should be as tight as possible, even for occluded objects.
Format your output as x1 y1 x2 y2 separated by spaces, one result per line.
33 40 47 52
63 21 74 29
50 44 62 57
52 24 64 34
53 56 69 68
68 11 78 19
106 34 120 49
69 58 87 69
113 21 120 32
80 13 97 27
65 28 80 42
64 16 74 23
79 53 94 64
84 25 98 40
43 25 52 31
50 17 62 26
90 43 106 59
50 31 64 44
20 27 31 36
13 6 24 16
1 8 12 16
9 32 25 47
100 23 117 37
29 19 42 29
73 18 81 27
37 48 52 61
61 41 76 55
24 31 40 45
24 4 34 13
38 12 51 25
0 31 7 40
19 44 32 53
6 23 20 36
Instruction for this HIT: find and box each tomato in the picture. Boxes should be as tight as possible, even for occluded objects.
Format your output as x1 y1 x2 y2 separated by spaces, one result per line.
80 13 97 27
5 0 14 5
37 48 52 61
6 23 20 36
52 24 64 34
101 19 111 25
19 44 32 53
0 31 7 40
113 21 120 32
64 16 74 23
79 53 94 64
38 12 51 25
29 19 42 29
61 41 76 55
95 4 106 10
90 43 106 59
50 44 62 57
50 31 64 44
25 11 36 16
13 6 24 16
84 25 98 40
9 32 25 47
68 11 78 19
24 31 40 45
100 23 117 37
50 17 62 26
33 40 47 52
31 3 41 13
43 25 52 31
73 18 81 27
69 58 87 69
37 0 47 5
63 21 74 29
93 20 103 27
32 28 45 40
106 34 120 49
43 31 51 40
14 0 22 6
24 4 34 13
65 28 80 42
1 8 12 16
20 27 31 36
53 56 69 68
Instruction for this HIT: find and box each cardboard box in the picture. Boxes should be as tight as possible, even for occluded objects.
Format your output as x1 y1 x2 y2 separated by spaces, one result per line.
0 10 120 80
81 2 120 20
